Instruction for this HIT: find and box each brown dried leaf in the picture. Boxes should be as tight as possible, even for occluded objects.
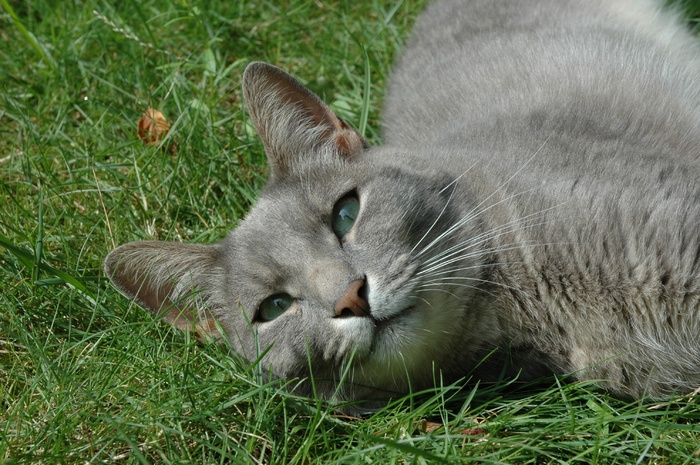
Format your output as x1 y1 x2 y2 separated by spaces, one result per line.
137 107 170 146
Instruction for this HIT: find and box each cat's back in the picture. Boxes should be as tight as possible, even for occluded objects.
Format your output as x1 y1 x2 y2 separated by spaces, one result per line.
382 0 700 165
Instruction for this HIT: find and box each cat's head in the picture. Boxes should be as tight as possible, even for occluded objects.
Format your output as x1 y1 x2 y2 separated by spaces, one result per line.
105 62 495 404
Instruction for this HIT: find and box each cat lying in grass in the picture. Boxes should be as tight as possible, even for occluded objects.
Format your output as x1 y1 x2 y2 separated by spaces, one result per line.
106 0 700 405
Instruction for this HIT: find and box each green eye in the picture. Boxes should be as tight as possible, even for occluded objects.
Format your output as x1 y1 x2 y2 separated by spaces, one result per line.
332 194 360 239
258 293 294 322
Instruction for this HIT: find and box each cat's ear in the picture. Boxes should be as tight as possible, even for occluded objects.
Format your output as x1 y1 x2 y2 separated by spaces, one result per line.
242 61 366 181
104 241 225 341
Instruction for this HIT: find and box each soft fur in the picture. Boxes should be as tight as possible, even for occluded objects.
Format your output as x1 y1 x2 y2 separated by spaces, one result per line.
106 0 700 404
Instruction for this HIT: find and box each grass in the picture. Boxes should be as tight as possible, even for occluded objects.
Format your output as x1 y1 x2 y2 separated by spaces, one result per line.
2 0 700 463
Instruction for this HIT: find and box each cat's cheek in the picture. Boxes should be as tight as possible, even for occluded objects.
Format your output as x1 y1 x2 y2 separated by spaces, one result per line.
366 277 415 320
365 253 418 318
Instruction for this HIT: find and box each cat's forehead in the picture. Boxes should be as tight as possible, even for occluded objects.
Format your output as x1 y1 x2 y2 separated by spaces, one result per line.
225 176 348 279
273 160 365 199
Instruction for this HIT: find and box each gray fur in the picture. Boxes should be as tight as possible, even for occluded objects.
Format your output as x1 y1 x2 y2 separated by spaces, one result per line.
105 0 700 403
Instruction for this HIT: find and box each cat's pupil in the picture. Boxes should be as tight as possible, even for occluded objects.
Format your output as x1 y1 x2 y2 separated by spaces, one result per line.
332 194 360 239
258 293 294 322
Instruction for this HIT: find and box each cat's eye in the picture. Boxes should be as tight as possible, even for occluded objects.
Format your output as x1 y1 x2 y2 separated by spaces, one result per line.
258 293 294 322
332 194 360 239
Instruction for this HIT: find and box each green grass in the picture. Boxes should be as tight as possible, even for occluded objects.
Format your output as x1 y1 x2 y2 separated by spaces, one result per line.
2 0 700 463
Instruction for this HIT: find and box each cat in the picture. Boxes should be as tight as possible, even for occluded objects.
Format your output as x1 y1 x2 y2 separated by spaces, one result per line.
105 0 700 405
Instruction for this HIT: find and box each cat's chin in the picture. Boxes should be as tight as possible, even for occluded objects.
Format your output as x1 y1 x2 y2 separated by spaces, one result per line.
332 305 450 387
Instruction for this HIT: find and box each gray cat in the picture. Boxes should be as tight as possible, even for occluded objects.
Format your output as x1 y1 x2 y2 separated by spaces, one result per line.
105 0 700 404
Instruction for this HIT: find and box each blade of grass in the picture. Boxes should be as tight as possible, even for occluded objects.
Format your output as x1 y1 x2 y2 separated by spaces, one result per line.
0 0 56 70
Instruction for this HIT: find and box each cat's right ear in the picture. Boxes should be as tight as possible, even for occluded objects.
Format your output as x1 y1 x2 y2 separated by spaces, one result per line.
242 62 366 181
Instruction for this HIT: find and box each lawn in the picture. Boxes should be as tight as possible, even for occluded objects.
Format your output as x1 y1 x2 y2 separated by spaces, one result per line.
2 0 700 463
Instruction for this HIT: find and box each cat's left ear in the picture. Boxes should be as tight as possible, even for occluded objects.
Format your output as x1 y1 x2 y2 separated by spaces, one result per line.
242 62 366 181
104 241 226 341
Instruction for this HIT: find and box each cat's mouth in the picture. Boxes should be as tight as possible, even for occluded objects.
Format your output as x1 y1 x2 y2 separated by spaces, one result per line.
373 305 415 330
364 308 414 359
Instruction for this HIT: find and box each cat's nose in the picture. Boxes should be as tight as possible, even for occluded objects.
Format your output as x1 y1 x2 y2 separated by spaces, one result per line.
334 278 370 318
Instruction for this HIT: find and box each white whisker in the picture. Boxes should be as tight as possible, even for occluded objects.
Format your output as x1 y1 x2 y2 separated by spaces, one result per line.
418 240 560 277
415 136 555 259
422 202 567 267
410 181 459 255
417 276 520 292
438 160 480 194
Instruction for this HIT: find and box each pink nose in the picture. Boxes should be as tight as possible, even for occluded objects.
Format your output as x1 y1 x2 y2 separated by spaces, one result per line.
334 279 370 318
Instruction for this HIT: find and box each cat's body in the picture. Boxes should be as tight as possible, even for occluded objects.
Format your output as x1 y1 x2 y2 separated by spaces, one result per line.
106 0 700 404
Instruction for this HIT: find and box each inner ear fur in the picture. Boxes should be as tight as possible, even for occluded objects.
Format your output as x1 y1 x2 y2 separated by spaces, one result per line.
104 241 225 341
242 62 367 180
